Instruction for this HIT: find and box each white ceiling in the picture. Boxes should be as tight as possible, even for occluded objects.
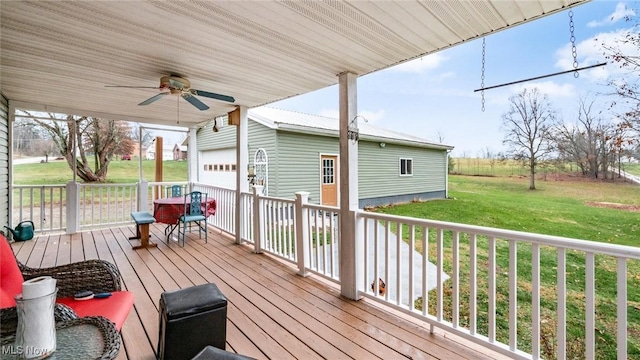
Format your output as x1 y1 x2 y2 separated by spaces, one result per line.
1 0 587 128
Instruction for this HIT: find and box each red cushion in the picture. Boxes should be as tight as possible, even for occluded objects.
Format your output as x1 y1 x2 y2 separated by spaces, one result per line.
0 234 25 309
57 291 134 330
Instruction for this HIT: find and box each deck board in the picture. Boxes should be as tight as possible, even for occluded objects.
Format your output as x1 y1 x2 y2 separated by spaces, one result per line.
12 225 510 360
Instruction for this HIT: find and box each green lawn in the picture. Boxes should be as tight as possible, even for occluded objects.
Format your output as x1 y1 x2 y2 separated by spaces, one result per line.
13 158 188 185
622 162 640 176
376 175 640 359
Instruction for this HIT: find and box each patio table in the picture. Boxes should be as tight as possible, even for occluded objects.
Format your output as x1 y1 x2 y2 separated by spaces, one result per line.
153 196 216 239
1 316 120 359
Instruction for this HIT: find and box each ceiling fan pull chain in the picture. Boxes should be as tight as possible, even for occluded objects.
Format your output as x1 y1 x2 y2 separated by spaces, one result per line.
177 95 180 124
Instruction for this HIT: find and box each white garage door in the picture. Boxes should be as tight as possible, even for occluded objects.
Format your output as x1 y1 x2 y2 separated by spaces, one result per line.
199 148 237 190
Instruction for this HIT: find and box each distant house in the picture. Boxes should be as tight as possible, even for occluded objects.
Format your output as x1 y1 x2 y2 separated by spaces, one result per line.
195 107 453 208
145 143 174 161
173 144 187 161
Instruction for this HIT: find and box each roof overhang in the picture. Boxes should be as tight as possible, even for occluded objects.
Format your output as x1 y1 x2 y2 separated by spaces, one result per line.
1 1 588 128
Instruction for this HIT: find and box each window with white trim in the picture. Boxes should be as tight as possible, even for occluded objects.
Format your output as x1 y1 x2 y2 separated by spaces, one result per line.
400 158 413 176
254 148 268 195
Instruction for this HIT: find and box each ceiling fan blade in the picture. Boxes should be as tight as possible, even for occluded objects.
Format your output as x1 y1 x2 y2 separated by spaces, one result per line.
182 93 209 111
105 85 160 89
139 92 169 106
190 89 235 103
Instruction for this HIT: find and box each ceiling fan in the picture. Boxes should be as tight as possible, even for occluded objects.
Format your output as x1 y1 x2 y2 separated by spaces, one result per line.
105 75 235 111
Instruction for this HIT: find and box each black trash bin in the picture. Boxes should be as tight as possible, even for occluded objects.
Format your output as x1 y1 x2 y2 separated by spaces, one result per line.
158 283 228 360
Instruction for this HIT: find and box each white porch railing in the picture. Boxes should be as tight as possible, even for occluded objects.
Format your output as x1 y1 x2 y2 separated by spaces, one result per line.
357 211 640 360
11 185 66 232
192 183 236 235
78 183 138 229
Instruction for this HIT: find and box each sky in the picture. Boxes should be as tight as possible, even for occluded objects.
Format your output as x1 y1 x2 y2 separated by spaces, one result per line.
269 0 639 157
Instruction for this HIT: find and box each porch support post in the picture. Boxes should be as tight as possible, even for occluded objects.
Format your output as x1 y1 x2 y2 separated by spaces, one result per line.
65 181 79 234
138 179 149 212
295 191 310 277
235 106 249 245
187 127 198 188
338 71 363 300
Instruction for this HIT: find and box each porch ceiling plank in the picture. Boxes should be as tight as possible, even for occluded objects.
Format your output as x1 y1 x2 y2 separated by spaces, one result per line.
1 1 587 127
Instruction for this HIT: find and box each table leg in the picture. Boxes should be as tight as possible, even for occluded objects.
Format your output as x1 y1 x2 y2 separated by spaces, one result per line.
165 223 179 241
131 223 157 250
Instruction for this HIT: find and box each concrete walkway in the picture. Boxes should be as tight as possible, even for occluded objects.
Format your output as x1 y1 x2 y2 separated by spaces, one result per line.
314 220 449 305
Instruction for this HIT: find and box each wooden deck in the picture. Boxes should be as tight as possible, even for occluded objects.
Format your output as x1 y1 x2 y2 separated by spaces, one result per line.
11 224 509 360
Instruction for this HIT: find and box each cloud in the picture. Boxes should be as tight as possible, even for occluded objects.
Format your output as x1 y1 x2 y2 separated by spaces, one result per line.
389 53 447 74
554 28 638 81
587 2 635 28
318 108 386 124
512 81 577 97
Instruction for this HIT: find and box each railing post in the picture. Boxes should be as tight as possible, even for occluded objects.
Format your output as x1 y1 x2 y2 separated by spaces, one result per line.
138 180 149 212
252 185 263 254
65 181 79 234
295 191 310 277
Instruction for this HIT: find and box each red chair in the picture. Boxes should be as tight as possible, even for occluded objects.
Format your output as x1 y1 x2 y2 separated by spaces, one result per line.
0 233 134 336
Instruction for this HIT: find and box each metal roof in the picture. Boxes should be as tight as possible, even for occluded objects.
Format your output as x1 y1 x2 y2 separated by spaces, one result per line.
250 107 453 150
1 1 587 128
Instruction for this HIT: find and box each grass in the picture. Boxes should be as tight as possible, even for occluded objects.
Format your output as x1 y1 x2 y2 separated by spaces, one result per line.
13 158 188 185
375 174 640 359
622 162 640 176
452 157 639 181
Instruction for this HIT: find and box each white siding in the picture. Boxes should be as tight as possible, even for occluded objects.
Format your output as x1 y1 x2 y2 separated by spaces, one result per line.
0 95 8 229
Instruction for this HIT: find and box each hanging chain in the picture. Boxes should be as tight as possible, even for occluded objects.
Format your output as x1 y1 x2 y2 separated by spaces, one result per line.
480 37 486 112
569 10 579 78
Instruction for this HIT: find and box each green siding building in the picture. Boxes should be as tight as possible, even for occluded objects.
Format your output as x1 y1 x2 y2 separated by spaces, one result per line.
196 107 453 208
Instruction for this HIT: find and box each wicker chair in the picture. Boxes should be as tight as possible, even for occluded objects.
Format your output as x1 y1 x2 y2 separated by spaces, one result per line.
1 234 132 338
19 259 122 298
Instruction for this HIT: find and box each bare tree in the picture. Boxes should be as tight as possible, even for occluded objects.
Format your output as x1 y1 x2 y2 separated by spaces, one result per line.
552 98 606 178
551 98 633 180
130 123 155 150
599 10 640 140
21 111 134 182
502 88 555 189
